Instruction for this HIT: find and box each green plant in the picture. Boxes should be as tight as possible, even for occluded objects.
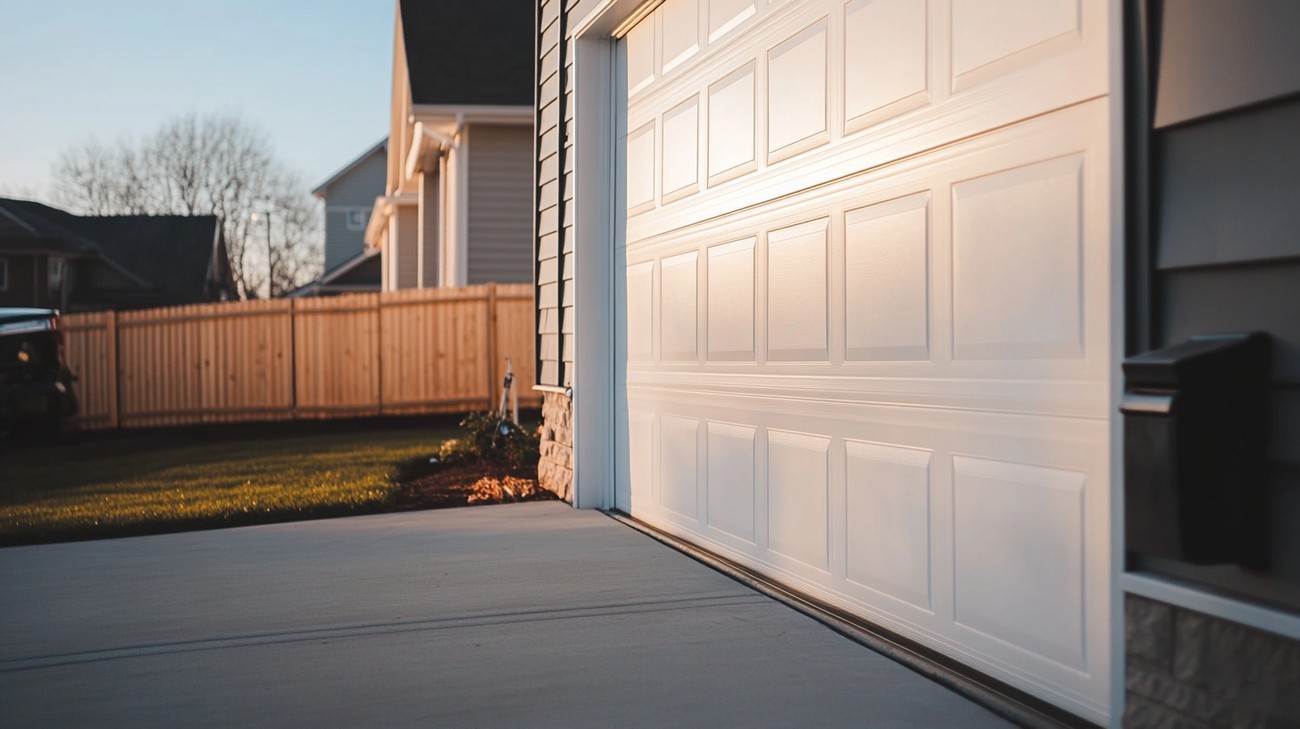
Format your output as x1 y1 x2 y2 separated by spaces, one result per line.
437 412 540 471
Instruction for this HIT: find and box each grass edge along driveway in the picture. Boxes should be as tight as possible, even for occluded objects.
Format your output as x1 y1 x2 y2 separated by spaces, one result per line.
0 418 462 547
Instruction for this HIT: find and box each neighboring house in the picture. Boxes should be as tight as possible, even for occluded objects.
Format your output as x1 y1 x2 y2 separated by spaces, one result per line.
289 140 387 298
315 139 387 274
0 198 236 311
532 1 1299 727
365 0 534 291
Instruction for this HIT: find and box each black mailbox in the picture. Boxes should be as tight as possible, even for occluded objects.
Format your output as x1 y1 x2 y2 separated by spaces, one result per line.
1122 333 1270 567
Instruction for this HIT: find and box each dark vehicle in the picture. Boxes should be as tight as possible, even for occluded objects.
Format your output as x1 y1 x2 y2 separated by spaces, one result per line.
1 308 78 436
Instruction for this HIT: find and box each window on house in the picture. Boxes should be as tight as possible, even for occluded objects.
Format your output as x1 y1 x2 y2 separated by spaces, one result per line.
48 256 65 288
345 208 369 231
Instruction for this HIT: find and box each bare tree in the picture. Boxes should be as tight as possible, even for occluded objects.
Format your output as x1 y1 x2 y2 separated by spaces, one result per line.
52 113 322 298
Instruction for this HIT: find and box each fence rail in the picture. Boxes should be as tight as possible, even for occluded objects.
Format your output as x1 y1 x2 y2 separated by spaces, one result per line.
61 284 537 430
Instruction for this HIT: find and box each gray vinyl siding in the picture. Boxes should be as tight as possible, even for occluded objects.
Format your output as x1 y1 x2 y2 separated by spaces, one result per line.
320 148 386 271
466 124 534 285
535 0 564 387
1132 1 1300 608
560 0 575 382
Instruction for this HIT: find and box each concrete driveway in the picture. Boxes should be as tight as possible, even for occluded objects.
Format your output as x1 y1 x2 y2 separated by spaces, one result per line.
0 502 1012 728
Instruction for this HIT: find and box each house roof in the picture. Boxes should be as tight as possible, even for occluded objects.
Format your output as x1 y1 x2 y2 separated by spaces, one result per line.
286 247 381 298
312 138 388 197
60 215 225 307
399 0 534 107
0 199 104 257
0 198 232 308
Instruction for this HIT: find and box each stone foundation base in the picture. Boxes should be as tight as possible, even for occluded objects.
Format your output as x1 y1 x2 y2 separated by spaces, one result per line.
537 390 573 502
1125 594 1300 727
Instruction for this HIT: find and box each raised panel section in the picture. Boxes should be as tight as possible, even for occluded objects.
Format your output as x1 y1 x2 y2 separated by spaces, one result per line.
768 19 829 161
952 155 1083 360
627 122 657 213
768 430 830 570
662 95 700 200
660 250 699 361
707 421 756 541
626 16 657 97
708 0 757 43
767 218 828 361
951 0 1079 85
707 63 757 183
626 261 655 361
629 411 656 507
844 194 930 361
843 0 928 131
953 455 1086 669
660 415 700 518
707 237 755 360
661 0 700 75
845 441 932 609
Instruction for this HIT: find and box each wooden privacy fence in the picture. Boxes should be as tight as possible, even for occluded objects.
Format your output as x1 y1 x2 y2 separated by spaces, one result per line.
61 284 538 430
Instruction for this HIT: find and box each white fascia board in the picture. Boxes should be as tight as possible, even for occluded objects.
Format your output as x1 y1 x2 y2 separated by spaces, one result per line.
410 104 533 124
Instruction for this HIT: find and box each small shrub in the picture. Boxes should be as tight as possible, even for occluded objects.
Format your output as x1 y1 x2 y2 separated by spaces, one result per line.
437 412 540 471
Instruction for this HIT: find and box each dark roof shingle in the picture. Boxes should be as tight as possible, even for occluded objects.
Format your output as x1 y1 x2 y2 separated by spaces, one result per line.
400 0 535 107
61 215 221 306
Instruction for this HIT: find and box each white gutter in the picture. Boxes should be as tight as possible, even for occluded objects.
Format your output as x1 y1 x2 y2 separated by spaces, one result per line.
404 119 462 182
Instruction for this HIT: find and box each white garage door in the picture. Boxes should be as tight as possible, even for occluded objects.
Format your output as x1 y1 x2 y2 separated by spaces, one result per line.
613 0 1113 721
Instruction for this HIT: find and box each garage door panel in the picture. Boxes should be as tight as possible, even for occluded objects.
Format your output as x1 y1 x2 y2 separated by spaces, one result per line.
627 410 657 512
706 421 758 543
952 154 1085 361
660 0 702 76
705 237 756 361
661 94 702 201
626 0 1106 244
659 250 700 361
617 2 1111 720
767 429 832 572
706 62 758 183
844 193 932 361
659 414 701 520
708 0 758 43
844 0 929 132
845 440 934 611
766 18 829 162
625 261 655 362
952 455 1087 670
951 0 1080 90
766 218 829 361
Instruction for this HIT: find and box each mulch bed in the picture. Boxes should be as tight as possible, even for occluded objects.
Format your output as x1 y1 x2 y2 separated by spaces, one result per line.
391 458 557 511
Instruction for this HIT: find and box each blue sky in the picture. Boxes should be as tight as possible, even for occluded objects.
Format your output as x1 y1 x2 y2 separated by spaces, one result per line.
0 0 394 202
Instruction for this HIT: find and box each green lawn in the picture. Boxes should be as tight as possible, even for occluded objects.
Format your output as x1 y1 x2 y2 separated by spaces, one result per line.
0 417 464 547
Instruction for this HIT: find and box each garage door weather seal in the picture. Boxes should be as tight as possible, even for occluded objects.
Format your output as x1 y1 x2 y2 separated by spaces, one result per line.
604 510 1100 729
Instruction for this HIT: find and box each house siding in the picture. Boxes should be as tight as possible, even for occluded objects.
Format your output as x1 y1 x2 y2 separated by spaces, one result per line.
535 0 564 389
534 0 573 500
1129 0 1300 614
1125 3 1300 725
321 148 387 271
465 124 533 285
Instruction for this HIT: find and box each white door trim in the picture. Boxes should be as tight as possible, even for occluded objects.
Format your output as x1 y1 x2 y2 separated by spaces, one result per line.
571 0 647 509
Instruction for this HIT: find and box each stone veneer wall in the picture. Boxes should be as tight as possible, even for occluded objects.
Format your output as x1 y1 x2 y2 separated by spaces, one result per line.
1125 594 1300 728
538 391 573 501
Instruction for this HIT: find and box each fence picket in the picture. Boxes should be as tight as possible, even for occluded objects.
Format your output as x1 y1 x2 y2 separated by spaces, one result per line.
60 284 537 429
